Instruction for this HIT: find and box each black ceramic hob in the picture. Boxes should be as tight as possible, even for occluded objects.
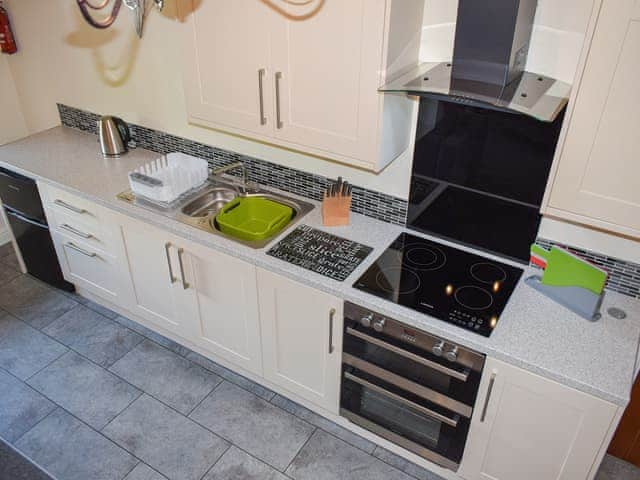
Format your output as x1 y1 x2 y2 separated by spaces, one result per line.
353 233 523 337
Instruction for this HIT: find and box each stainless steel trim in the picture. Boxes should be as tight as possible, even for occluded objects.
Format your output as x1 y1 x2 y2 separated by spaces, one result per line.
346 327 470 382
258 68 267 126
344 371 460 427
329 308 336 354
65 242 97 258
5 210 47 229
480 373 496 422
54 199 87 214
164 242 176 284
340 409 459 471
343 353 472 418
275 72 283 129
344 302 485 373
60 224 93 239
177 247 189 289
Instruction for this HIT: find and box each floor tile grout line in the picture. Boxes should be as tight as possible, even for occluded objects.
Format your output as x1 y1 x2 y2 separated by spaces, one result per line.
118 459 142 480
5 404 58 447
196 442 233 480
186 375 225 418
282 426 318 475
99 389 145 434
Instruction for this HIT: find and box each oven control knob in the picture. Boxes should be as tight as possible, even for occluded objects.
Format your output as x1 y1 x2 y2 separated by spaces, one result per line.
445 346 459 363
373 318 386 332
360 314 373 328
432 341 445 357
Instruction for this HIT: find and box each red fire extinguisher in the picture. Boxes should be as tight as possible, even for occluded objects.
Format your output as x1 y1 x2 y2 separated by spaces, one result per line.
0 1 17 55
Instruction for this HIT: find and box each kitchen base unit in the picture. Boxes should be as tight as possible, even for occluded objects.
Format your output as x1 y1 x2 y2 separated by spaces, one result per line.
458 357 620 480
35 182 628 480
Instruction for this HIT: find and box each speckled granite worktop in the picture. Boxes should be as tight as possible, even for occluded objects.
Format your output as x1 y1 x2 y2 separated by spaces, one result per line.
2 126 639 407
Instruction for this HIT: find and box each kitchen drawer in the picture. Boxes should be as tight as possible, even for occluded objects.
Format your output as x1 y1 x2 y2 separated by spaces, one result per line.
49 207 116 254
52 230 121 301
41 184 107 232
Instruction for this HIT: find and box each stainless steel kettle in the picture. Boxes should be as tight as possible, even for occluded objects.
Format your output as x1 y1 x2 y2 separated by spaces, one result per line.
97 116 131 157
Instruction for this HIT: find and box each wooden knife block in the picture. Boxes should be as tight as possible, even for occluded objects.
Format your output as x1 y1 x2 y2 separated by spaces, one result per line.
322 194 352 226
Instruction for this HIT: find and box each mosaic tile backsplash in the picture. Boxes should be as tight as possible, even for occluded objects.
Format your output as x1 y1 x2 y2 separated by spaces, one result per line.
58 104 640 299
57 104 408 225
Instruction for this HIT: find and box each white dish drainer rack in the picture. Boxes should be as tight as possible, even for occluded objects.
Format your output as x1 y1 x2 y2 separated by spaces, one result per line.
128 152 209 206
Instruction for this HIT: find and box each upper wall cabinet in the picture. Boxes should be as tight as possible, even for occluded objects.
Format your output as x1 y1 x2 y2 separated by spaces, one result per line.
181 0 424 172
544 0 640 237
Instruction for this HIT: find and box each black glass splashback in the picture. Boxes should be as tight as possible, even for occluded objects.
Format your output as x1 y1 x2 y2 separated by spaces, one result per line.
408 97 565 263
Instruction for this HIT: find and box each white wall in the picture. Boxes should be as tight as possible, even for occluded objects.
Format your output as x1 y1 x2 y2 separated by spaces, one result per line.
0 55 28 145
0 54 28 243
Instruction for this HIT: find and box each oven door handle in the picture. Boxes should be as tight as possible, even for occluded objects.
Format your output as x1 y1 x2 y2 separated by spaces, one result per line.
343 353 473 418
344 371 460 427
346 327 470 382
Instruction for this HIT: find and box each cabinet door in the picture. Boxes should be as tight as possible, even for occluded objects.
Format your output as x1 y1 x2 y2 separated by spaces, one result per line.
257 269 342 413
179 239 262 376
459 358 618 480
269 0 385 162
119 218 189 336
547 0 640 235
181 0 275 136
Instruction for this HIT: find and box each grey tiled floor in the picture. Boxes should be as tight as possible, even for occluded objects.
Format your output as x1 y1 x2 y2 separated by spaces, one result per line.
0 244 637 480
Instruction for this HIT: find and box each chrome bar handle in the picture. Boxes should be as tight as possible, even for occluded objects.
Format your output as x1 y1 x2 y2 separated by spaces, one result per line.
480 372 496 422
177 248 189 290
258 69 267 126
275 72 283 129
344 371 460 427
346 327 470 382
328 308 336 354
54 199 87 214
164 242 176 284
60 224 93 239
65 242 97 258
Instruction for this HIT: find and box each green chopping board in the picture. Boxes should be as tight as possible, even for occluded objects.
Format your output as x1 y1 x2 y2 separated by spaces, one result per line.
540 246 607 295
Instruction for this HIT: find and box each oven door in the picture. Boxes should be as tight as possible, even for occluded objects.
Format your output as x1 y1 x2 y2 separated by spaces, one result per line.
340 319 483 471
341 366 468 471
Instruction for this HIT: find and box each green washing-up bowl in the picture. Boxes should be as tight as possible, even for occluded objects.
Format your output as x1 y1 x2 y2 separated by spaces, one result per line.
215 197 294 241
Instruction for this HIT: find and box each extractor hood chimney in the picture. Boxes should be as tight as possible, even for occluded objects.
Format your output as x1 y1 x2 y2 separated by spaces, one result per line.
380 0 570 122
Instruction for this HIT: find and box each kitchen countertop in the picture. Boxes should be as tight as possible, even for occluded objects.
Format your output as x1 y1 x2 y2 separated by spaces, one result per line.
1 126 639 407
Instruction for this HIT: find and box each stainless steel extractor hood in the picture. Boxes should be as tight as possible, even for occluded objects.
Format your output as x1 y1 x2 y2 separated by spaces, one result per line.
380 0 570 122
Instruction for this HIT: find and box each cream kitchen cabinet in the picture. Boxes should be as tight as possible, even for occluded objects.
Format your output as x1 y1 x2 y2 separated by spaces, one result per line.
257 268 343 413
176 238 263 376
40 184 132 307
119 214 263 374
544 0 640 238
181 0 424 172
459 358 618 480
118 215 194 337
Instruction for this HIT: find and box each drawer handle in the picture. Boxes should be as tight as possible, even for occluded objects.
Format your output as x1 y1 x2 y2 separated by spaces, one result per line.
344 371 460 428
177 247 189 290
164 242 176 284
346 327 470 382
328 308 336 354
60 224 93 239
480 372 496 423
54 199 87 214
65 242 97 258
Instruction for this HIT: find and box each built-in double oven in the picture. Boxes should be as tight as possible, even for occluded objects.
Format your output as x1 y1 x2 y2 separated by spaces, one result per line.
340 302 485 471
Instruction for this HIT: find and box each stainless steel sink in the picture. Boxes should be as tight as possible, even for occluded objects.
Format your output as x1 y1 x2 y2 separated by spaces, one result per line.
180 187 237 218
118 178 314 249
